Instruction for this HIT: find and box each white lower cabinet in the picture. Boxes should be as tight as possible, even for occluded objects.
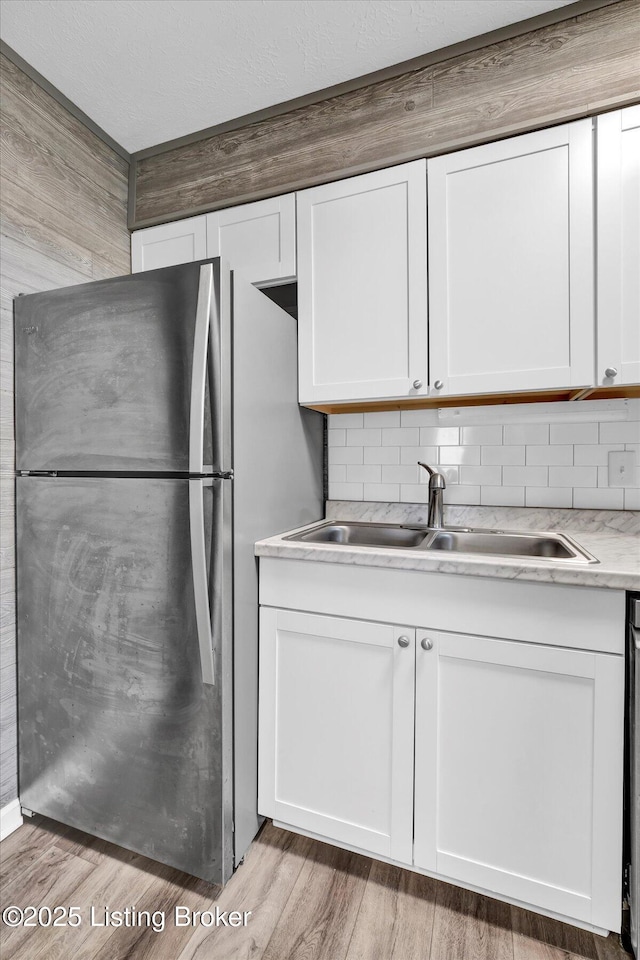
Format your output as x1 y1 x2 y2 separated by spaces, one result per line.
413 629 623 932
258 608 415 862
258 562 625 933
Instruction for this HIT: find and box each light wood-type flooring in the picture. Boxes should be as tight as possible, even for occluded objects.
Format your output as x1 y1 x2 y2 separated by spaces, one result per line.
0 815 632 960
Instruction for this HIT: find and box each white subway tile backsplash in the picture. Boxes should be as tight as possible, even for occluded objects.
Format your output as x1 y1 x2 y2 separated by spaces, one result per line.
481 486 525 506
400 408 440 427
436 465 460 484
364 446 400 464
382 464 421 485
625 488 640 509
346 464 381 484
461 425 503 445
573 488 625 510
550 422 598 444
503 466 548 487
364 482 400 502
504 423 549 445
331 446 364 464
328 400 639 510
382 427 420 446
364 411 400 428
329 482 363 500
328 429 346 447
437 445 481 465
400 446 438 465
600 421 640 444
525 487 573 508
459 465 502 486
573 444 624 466
328 413 363 429
482 446 525 465
525 445 573 466
443 484 481 504
549 465 598 488
347 428 381 446
419 427 459 446
400 484 429 504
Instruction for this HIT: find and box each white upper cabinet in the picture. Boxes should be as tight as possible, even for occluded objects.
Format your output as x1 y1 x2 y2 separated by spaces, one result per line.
131 195 296 286
131 216 207 273
597 105 640 386
428 120 595 397
297 161 428 405
206 195 296 287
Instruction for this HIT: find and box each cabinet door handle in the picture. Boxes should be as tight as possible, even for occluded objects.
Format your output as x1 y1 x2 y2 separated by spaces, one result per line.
412 379 423 389
604 367 618 379
421 637 433 651
433 380 444 390
397 635 410 648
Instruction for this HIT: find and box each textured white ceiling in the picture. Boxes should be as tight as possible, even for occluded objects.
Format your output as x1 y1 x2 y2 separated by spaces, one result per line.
1 0 576 154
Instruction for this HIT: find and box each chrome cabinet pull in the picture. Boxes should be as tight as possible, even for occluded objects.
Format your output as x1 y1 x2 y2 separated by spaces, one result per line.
421 637 433 651
397 635 410 648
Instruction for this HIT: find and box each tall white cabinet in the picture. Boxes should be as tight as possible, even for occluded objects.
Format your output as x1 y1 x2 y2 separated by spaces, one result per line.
131 195 296 285
427 120 595 397
597 105 640 387
296 161 428 405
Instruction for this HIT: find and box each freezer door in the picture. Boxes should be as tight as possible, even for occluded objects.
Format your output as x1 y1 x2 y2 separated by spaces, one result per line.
16 476 233 883
14 261 231 473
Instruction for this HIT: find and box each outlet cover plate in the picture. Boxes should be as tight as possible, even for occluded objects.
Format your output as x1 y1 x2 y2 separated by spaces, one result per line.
608 450 637 488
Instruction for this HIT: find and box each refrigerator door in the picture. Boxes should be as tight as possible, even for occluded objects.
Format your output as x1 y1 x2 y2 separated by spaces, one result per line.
16 476 233 883
14 260 231 473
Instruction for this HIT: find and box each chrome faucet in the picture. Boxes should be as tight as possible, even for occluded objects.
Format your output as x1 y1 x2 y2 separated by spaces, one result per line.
418 462 446 529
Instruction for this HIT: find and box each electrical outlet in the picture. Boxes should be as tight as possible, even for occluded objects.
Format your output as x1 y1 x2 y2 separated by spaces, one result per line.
608 450 637 488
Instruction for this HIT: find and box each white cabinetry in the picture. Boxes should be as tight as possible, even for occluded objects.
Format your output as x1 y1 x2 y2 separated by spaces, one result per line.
414 628 622 931
597 105 640 386
258 558 625 933
296 161 428 405
258 608 414 862
131 195 296 286
131 216 207 272
428 120 594 396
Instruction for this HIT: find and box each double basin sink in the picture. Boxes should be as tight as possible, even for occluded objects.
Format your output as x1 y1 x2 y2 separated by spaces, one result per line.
286 521 598 563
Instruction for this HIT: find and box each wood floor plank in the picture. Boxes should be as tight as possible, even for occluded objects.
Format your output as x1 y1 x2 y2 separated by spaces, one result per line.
177 821 314 960
260 834 371 960
0 816 67 885
430 879 514 960
512 904 601 960
346 859 437 960
0 843 96 959
65 857 216 960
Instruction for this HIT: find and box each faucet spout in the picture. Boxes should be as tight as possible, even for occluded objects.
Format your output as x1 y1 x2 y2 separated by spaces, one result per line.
417 462 446 529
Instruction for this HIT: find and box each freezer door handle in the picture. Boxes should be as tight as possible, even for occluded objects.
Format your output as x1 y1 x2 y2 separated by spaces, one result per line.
189 479 215 684
189 264 214 474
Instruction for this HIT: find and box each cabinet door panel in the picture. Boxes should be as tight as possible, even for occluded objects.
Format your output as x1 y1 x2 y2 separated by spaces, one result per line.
131 217 207 272
206 195 296 286
259 609 415 862
297 161 428 404
428 121 594 395
597 105 640 386
414 630 623 931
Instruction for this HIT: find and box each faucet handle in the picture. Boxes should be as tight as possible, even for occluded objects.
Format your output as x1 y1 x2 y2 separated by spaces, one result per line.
417 462 446 488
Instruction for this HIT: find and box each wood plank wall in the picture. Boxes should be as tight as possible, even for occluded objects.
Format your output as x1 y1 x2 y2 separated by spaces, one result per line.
0 52 130 809
131 0 640 228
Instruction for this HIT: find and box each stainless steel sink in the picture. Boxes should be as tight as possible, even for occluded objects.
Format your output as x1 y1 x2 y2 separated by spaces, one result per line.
286 521 429 548
285 521 598 563
425 529 597 563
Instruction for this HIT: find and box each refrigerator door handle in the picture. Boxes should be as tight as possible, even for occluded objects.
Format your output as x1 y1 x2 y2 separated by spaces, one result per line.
189 478 215 684
189 264 214 474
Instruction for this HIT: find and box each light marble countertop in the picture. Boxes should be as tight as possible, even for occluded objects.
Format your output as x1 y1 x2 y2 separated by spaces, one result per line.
255 502 640 591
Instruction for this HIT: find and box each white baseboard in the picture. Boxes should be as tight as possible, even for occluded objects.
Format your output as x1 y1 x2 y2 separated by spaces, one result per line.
1 798 24 841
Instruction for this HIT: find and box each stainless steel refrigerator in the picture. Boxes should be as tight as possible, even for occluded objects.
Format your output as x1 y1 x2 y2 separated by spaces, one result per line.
14 259 323 884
